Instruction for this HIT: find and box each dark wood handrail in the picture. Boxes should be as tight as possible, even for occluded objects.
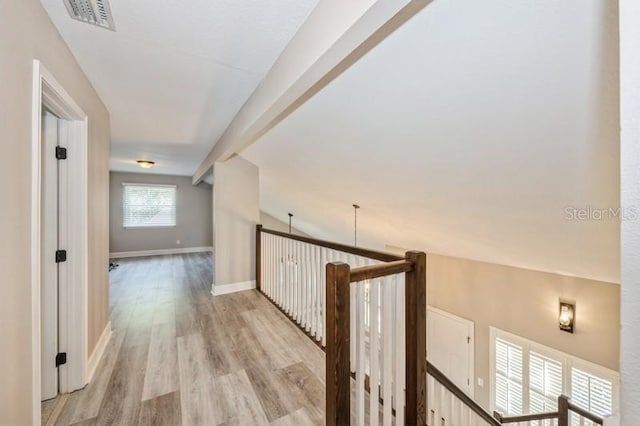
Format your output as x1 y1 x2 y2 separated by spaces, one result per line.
493 395 604 425
568 400 604 424
259 226 403 262
427 362 501 426
494 411 559 423
349 260 413 282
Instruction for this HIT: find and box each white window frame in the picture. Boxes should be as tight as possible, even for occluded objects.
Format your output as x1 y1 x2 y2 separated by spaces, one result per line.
122 182 177 228
490 327 619 418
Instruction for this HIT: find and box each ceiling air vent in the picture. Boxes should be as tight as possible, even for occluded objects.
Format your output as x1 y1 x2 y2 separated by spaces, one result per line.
63 0 115 31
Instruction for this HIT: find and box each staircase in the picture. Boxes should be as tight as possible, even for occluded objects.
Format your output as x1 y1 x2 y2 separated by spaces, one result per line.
255 225 608 426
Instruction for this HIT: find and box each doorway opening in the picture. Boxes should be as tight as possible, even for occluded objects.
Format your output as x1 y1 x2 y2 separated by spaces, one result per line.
31 60 89 423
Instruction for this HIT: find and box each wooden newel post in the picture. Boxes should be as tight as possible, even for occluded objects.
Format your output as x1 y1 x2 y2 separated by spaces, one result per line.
326 262 351 426
405 251 427 426
256 224 262 292
558 395 569 426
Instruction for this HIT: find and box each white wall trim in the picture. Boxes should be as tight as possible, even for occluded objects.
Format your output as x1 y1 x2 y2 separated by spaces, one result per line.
110 246 213 259
86 322 112 383
211 280 256 296
31 60 89 425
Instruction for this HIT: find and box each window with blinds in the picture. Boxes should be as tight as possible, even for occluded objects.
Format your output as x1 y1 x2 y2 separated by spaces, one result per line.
495 338 524 415
122 183 176 227
529 351 563 426
571 368 614 426
491 328 618 424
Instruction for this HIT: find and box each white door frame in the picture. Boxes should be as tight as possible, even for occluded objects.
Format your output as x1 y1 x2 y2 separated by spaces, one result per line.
427 305 475 398
31 60 89 424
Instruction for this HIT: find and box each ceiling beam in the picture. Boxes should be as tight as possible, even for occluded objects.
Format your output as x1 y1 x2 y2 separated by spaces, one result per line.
192 0 433 184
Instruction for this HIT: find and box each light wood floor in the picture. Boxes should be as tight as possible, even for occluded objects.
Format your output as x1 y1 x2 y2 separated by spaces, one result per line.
42 253 327 426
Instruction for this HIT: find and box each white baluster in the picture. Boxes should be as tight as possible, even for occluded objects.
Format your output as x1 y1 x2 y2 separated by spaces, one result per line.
260 232 264 294
265 234 270 298
382 276 394 426
459 396 467 425
432 378 441 426
369 278 380 426
293 239 297 318
280 236 284 307
283 237 288 312
312 243 318 337
321 246 327 346
278 236 283 307
273 236 282 306
304 242 311 331
305 244 313 335
297 240 303 324
394 274 405 425
355 280 366 426
308 243 313 332
293 240 299 322
308 242 314 334
291 240 296 319
349 254 356 373
269 234 273 298
286 237 291 314
272 235 276 301
301 242 307 330
264 233 269 298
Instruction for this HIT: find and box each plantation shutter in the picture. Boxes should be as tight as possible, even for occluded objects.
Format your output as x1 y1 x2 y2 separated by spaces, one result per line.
571 368 613 426
495 337 524 415
529 351 563 425
123 183 176 227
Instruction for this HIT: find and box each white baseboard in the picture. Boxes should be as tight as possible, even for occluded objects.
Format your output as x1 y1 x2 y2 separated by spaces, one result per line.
110 246 213 259
86 322 111 383
211 280 256 296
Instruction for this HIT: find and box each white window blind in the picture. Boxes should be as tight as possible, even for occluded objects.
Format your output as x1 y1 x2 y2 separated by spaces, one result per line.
123 183 176 227
571 368 613 426
491 328 618 424
495 337 524 415
529 351 563 425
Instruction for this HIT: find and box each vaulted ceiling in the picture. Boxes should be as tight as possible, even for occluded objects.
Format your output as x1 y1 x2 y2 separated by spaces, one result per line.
243 0 620 283
42 0 619 282
41 0 319 175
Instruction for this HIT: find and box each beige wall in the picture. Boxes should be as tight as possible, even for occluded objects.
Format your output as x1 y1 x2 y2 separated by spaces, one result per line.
213 156 259 286
260 211 310 237
109 172 212 253
0 0 110 424
427 253 620 410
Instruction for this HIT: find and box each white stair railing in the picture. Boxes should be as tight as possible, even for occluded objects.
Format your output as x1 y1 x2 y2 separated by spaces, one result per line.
256 225 606 426
258 228 384 346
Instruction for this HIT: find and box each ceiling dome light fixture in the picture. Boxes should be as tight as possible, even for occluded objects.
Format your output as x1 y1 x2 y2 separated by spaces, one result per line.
136 160 155 169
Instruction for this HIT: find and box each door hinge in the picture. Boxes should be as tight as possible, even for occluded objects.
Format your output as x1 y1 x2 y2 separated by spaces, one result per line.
55 250 67 263
55 352 67 367
55 146 67 160
467 336 471 344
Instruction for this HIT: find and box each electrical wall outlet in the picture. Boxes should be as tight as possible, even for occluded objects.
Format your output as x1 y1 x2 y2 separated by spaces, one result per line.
477 377 484 388
176 239 181 245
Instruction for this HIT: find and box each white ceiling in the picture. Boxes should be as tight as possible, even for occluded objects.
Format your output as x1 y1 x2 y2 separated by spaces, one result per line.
41 0 319 175
243 0 620 282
